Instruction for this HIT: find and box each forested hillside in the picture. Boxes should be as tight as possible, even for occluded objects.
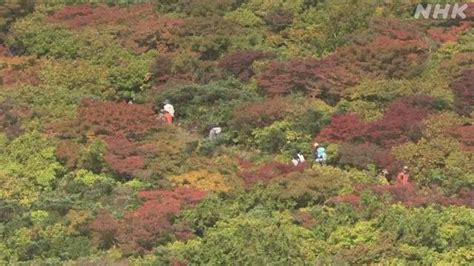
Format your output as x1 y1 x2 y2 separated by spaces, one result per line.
0 1 473 264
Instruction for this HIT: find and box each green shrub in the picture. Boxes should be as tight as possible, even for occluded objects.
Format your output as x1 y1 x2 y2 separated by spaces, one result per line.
7 13 81 59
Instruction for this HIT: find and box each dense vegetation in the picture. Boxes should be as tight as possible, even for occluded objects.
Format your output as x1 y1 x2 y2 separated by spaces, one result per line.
0 1 473 264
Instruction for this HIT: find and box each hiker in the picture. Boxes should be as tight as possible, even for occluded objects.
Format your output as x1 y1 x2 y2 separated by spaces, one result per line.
163 99 175 117
396 166 410 186
160 99 174 124
292 151 305 166
161 110 173 124
209 125 222 140
313 143 327 166
378 169 389 185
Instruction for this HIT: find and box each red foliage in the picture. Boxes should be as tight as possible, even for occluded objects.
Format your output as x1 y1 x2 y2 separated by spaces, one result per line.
124 16 185 53
78 99 159 137
337 143 399 173
137 187 208 204
451 69 474 115
0 56 40 87
365 96 436 147
89 211 120 249
332 194 361 207
0 67 40 87
257 56 356 101
48 4 155 29
51 100 161 178
103 134 156 178
293 210 317 229
118 188 206 255
237 158 253 169
316 96 436 148
336 18 429 80
231 97 288 130
90 188 207 255
315 113 368 143
55 140 81 169
218 50 274 81
427 21 472 43
451 124 474 151
239 161 305 185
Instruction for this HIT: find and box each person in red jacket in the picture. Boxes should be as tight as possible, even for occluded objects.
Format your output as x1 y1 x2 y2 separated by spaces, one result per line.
396 166 410 185
162 111 173 124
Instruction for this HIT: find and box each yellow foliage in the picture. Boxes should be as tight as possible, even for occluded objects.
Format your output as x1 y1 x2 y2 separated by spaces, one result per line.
337 99 383 121
0 172 39 206
422 112 465 139
66 209 92 235
0 55 35 69
169 170 231 192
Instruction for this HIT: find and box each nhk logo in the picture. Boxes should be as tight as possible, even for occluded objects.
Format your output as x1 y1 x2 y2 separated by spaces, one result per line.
414 3 469 19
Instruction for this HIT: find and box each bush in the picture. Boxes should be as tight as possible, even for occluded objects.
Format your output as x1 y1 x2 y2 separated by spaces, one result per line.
77 99 158 138
218 50 274 81
451 69 474 115
252 120 312 154
239 161 302 185
337 143 389 170
365 96 436 147
103 135 147 179
108 51 156 102
7 13 82 59
166 212 322 265
168 170 232 192
230 97 288 134
316 113 368 143
275 167 353 207
264 8 293 32
0 131 63 206
256 57 356 102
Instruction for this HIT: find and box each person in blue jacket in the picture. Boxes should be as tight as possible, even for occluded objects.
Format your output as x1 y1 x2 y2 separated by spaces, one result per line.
313 143 327 166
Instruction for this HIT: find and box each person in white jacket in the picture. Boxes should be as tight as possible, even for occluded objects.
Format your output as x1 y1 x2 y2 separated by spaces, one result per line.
291 151 305 166
162 99 175 117
209 126 222 140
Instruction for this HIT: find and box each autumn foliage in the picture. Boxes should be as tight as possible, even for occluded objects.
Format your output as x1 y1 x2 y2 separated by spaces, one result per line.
231 97 288 129
2 1 473 264
316 96 437 147
103 134 147 178
451 125 474 151
48 4 156 29
316 113 367 143
336 143 398 172
336 18 429 79
90 188 207 255
218 50 274 81
77 99 158 137
257 56 356 101
451 69 474 115
427 21 472 43
365 96 436 147
239 160 305 185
